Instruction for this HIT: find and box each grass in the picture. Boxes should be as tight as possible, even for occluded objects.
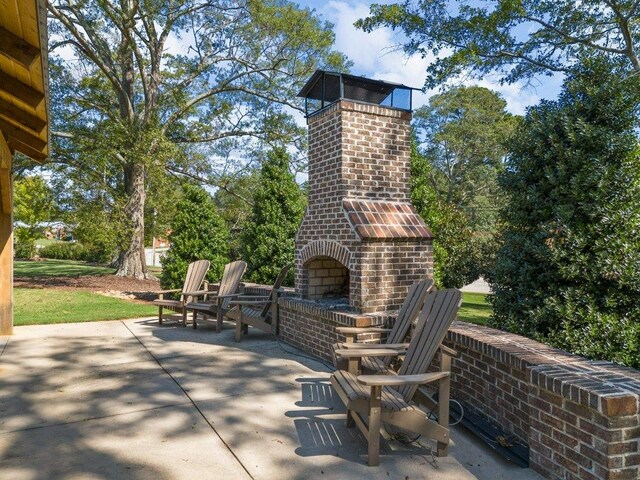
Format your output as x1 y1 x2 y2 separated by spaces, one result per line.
458 292 493 326
14 259 115 277
35 238 63 247
14 288 157 325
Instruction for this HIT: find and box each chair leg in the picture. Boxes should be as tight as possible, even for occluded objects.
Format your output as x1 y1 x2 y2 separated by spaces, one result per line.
216 307 223 333
182 308 188 327
346 409 355 428
368 385 382 466
235 319 242 342
192 310 198 329
158 306 163 325
437 355 452 457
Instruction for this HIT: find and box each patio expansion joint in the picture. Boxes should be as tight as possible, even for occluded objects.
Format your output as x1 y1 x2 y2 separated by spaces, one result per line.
0 401 194 436
122 321 256 480
0 335 10 358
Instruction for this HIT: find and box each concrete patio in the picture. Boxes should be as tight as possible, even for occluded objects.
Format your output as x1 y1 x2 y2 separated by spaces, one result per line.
0 319 542 480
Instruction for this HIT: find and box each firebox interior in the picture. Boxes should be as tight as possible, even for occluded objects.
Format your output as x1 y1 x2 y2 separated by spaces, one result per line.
305 256 349 300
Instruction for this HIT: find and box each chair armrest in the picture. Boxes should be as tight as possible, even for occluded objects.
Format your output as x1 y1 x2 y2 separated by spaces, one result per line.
439 345 460 358
182 290 211 297
342 342 409 350
203 293 243 304
155 289 181 300
357 372 450 387
336 326 392 334
333 348 400 358
229 298 270 306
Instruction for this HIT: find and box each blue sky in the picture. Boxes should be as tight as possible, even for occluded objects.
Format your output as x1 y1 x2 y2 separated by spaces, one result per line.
295 0 563 115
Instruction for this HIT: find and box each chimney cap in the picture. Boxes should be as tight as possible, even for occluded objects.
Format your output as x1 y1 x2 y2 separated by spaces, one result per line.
297 70 418 117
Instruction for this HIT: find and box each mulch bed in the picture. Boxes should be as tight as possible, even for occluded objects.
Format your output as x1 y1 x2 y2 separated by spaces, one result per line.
14 275 162 302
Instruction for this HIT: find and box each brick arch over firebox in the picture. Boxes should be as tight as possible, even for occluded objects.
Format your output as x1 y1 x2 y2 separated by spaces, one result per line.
299 241 352 269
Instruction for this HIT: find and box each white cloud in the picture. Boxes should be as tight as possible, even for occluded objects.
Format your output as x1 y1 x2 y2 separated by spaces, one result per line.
318 1 435 88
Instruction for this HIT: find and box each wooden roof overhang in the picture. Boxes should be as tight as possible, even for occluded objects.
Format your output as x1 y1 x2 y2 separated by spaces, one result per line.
0 0 49 212
0 0 49 335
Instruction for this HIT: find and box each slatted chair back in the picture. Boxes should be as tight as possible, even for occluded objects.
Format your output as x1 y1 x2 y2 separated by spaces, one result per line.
385 279 434 345
259 265 291 318
217 260 248 309
396 288 462 401
181 260 211 295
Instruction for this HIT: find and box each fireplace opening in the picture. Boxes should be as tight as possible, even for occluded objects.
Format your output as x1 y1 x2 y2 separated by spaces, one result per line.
305 256 349 300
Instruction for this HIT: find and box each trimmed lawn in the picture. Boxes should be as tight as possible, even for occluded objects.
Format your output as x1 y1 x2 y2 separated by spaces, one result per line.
35 238 63 247
458 292 492 326
14 259 114 277
14 288 157 325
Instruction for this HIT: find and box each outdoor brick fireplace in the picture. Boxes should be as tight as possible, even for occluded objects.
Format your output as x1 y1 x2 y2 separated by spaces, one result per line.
294 70 433 314
278 70 434 358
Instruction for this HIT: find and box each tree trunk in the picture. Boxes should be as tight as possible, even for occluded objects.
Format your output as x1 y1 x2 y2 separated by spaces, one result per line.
115 162 148 279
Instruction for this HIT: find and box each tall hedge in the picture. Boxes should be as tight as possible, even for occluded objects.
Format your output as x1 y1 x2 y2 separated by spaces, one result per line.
240 148 305 286
160 184 230 289
489 59 640 368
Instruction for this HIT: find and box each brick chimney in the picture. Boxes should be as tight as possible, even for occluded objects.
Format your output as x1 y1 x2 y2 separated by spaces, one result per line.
295 71 434 313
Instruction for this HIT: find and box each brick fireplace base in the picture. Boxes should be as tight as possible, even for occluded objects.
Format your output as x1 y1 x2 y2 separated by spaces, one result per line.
278 296 391 361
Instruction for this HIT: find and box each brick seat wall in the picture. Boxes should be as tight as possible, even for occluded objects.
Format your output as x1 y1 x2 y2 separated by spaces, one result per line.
442 322 640 480
270 296 640 480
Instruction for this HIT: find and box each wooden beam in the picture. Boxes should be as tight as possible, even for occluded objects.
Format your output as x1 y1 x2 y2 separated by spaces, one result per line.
0 168 10 215
0 26 40 70
0 97 46 133
0 165 13 335
7 136 47 162
0 132 10 169
0 116 46 151
0 70 45 108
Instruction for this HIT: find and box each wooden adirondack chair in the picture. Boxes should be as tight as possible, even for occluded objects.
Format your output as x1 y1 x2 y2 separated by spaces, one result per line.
332 279 434 373
152 260 210 326
184 260 247 331
330 288 462 466
226 265 291 342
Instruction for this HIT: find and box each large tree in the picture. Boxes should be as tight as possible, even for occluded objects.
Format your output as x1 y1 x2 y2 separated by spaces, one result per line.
48 0 348 278
413 86 518 232
357 1 640 87
411 87 517 287
489 59 640 368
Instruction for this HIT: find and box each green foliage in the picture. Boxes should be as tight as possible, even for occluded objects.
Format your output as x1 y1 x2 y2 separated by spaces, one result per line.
414 86 518 233
240 148 306 286
489 59 640 368
160 185 230 289
411 137 478 288
213 171 261 258
49 0 349 277
13 176 56 258
38 242 85 261
13 234 34 259
37 242 110 264
71 203 123 264
411 87 517 288
357 1 640 87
